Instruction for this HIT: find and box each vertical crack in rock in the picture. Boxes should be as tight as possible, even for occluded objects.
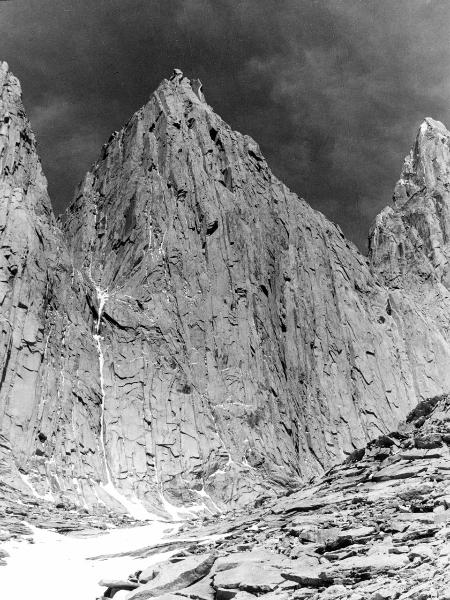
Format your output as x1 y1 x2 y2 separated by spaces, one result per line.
92 284 109 487
93 285 153 519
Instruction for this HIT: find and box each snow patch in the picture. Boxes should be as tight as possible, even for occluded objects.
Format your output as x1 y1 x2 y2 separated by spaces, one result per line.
95 286 108 334
1 522 175 600
93 286 154 521
420 120 429 135
189 485 223 514
100 481 154 521
20 472 54 502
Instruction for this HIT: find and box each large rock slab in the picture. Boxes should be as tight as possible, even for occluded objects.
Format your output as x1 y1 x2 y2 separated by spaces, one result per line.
177 575 215 600
213 563 285 594
281 567 331 587
127 553 216 599
214 549 292 572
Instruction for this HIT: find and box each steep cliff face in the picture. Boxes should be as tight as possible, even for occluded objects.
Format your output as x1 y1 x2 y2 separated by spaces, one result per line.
0 61 77 489
369 117 450 399
62 70 450 512
1 64 450 517
0 61 137 514
369 117 450 287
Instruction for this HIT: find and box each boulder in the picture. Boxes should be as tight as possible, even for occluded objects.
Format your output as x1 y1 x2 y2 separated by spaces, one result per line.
281 567 331 587
127 554 216 599
324 553 409 581
99 579 139 594
213 563 285 594
176 575 215 600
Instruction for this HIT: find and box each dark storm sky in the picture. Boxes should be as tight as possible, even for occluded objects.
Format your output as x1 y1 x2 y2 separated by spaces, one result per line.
1 0 449 250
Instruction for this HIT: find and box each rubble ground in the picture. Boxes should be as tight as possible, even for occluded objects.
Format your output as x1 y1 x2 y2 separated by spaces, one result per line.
94 394 450 600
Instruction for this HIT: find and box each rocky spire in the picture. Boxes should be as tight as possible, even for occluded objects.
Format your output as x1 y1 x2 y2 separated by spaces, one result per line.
0 62 109 512
369 118 450 289
0 61 51 213
393 117 450 209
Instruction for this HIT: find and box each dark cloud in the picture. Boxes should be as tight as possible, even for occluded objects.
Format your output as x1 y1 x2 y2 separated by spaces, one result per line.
1 0 450 250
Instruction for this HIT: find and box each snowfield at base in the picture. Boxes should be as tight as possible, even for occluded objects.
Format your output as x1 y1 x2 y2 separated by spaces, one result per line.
1 521 176 600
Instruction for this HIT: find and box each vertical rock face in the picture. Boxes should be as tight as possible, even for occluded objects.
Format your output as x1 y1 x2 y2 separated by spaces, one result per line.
62 71 450 511
1 64 450 516
369 117 450 287
369 117 450 402
0 61 118 510
0 60 65 478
